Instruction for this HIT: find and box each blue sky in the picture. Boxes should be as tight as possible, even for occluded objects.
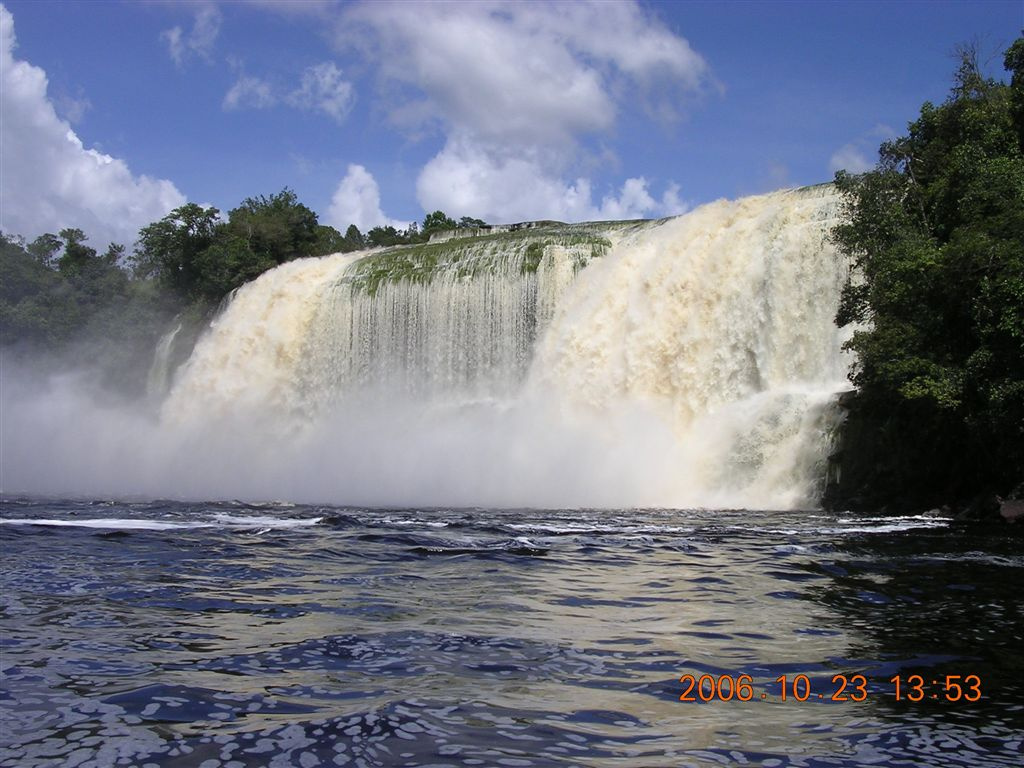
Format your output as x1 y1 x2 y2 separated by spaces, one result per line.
1 0 1019 247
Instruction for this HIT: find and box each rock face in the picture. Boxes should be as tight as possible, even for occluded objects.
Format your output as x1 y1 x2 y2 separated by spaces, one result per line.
999 498 1024 524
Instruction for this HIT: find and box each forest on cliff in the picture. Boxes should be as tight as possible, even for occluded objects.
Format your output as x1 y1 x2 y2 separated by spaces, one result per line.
827 40 1024 513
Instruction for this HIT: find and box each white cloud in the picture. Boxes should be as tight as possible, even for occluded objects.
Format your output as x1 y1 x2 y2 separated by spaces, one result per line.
659 183 688 217
222 61 354 123
415 134 687 223
341 1 706 144
596 177 657 220
287 62 354 123
336 1 708 223
342 3 609 146
326 164 407 232
223 73 276 111
0 5 185 245
162 4 221 67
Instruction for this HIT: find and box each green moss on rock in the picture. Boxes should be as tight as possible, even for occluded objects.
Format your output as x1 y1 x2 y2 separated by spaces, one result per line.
343 222 628 296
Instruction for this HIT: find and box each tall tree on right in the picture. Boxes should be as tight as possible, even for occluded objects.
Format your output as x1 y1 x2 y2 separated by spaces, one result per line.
829 38 1024 510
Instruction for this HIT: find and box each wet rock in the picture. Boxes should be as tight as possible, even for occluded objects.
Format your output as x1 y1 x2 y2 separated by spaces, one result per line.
998 498 1024 524
835 389 857 409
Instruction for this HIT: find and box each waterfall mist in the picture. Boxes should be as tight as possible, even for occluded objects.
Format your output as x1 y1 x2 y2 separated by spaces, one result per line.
2 186 853 509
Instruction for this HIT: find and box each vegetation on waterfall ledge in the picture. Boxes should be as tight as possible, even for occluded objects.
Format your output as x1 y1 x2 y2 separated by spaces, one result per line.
343 225 621 296
826 38 1024 516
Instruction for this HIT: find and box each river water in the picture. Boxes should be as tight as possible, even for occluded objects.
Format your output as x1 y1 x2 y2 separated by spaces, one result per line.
1 498 1021 767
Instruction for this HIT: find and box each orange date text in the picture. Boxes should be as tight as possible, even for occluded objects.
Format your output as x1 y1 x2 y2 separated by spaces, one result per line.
678 673 983 702
679 673 868 702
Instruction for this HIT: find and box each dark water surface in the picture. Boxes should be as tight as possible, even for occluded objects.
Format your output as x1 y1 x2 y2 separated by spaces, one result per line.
1 498 1021 767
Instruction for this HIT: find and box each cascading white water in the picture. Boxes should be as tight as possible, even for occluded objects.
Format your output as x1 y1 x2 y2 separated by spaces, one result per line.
302 238 591 410
146 320 183 399
530 185 852 507
157 185 851 509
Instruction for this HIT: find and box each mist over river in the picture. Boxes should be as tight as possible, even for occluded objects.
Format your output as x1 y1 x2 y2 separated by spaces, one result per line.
1 500 1021 767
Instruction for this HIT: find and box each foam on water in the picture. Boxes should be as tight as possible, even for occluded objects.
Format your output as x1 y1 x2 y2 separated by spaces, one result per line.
0 518 202 530
0 514 323 531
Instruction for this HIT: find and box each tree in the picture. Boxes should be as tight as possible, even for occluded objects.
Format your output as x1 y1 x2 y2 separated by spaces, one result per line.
311 224 348 256
344 224 365 250
458 216 487 229
192 234 273 300
402 221 422 242
134 190 331 303
224 188 319 265
56 228 95 278
1006 37 1024 149
27 233 61 267
421 210 456 235
1 233 70 344
830 38 1024 509
133 203 220 298
366 225 402 248
2 230 133 350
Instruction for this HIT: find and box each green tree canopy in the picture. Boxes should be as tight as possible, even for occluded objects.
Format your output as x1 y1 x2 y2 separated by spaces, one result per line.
366 225 403 248
56 228 95 279
831 38 1024 508
312 224 347 256
422 210 457 235
27 233 61 268
133 189 332 302
343 224 365 250
224 188 319 266
133 203 221 298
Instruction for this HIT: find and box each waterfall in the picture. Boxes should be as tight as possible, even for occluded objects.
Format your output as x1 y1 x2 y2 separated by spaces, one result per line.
530 184 852 507
159 185 851 509
146 320 183 399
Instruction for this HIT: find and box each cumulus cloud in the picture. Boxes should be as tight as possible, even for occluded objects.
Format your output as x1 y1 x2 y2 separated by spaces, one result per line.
162 4 221 67
287 62 354 123
341 1 705 144
338 0 706 223
326 164 408 232
0 5 185 245
416 134 687 223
